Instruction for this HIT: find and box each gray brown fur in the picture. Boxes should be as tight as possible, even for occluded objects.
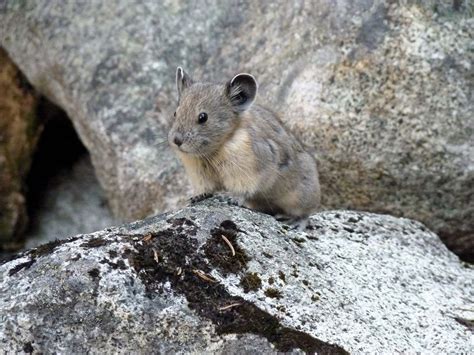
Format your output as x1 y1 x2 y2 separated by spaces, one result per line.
168 67 320 217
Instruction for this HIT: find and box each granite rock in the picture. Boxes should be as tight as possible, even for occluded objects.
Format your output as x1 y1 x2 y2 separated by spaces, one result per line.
0 1 472 258
0 197 472 353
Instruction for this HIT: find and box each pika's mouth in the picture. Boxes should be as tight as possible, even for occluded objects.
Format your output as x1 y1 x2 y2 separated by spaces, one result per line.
168 136 202 155
171 144 187 153
171 144 194 155
174 146 206 157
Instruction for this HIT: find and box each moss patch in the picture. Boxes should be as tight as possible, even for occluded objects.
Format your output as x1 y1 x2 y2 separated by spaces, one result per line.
292 237 306 247
30 239 64 258
22 342 34 354
7 236 80 276
81 237 109 248
8 258 35 276
100 258 126 270
129 218 347 354
203 220 250 274
265 288 283 299
88 268 100 279
240 272 262 293
167 217 197 236
262 251 274 258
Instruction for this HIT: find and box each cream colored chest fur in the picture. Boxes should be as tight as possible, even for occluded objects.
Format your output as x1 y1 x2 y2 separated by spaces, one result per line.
177 128 262 195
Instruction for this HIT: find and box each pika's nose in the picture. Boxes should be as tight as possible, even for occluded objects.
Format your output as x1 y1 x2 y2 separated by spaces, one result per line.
173 134 183 147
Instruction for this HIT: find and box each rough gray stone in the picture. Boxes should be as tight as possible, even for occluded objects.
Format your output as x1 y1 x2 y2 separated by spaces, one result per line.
0 197 472 353
0 1 472 258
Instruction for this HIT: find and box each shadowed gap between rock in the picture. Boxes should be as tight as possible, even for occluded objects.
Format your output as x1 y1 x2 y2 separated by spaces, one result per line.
0 97 115 262
25 99 88 218
22 99 116 250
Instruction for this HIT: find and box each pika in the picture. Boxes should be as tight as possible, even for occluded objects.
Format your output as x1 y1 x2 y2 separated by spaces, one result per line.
168 67 321 219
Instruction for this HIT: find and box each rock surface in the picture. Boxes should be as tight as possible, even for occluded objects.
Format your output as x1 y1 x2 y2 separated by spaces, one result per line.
0 1 472 258
0 48 40 248
0 197 472 353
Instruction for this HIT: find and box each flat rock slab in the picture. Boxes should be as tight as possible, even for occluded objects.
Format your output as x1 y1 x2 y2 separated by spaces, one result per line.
1 198 472 353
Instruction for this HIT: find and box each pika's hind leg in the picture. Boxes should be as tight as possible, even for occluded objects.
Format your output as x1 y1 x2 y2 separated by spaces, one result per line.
244 196 284 216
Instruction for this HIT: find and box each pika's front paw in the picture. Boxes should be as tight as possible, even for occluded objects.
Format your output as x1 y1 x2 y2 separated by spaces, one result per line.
275 214 309 231
188 193 214 204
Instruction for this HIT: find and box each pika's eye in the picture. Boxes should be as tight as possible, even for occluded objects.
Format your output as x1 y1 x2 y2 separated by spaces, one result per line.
198 112 208 124
173 111 176 117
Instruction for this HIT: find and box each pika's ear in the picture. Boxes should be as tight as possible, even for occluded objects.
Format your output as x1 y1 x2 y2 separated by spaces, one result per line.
226 73 258 112
176 66 193 101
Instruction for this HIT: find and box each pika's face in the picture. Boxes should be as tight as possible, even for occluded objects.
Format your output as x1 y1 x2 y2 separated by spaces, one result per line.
169 67 258 157
168 83 238 156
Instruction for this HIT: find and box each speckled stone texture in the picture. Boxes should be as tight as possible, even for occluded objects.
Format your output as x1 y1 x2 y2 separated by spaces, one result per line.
0 48 40 248
0 1 472 258
0 197 472 353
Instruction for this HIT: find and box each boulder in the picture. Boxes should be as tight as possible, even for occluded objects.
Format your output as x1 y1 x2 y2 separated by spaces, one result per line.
0 48 40 248
0 1 472 258
0 198 472 353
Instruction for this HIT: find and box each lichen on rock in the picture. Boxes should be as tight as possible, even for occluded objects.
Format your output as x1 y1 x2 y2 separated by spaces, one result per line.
0 197 472 353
